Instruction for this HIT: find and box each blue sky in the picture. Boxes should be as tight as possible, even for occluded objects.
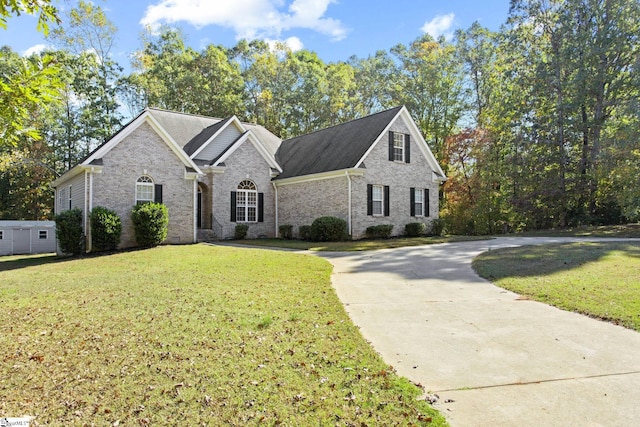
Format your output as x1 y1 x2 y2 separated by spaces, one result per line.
1 0 511 66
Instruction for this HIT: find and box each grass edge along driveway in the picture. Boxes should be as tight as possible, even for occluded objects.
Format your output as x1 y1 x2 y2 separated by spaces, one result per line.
473 241 640 332
0 244 447 426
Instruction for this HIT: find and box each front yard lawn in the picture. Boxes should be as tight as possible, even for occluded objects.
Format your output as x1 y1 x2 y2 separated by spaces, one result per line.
0 245 446 426
473 242 640 331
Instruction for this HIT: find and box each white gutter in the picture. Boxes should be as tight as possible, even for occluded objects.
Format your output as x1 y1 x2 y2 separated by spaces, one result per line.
272 181 278 237
345 171 352 236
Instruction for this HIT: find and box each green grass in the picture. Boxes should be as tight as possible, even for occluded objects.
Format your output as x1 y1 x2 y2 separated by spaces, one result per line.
232 235 489 251
473 242 640 331
0 245 447 426
509 223 640 238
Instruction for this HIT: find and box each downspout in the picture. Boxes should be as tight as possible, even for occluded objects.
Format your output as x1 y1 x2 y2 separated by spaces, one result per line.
345 171 352 236
272 181 278 238
193 179 198 243
85 170 91 253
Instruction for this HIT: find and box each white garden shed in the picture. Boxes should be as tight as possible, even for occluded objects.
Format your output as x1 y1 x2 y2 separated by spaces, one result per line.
0 221 57 256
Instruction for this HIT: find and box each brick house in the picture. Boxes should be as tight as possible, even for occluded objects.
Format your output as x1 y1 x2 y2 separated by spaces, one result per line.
50 106 446 250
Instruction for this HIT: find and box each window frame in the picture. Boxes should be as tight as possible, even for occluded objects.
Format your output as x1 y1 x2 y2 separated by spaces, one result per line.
236 180 258 223
414 188 424 217
393 132 405 162
135 175 155 205
372 184 384 216
68 185 73 210
39 230 48 240
0 230 3 240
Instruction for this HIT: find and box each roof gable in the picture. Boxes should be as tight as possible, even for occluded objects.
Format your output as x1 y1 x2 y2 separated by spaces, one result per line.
188 116 244 162
355 106 446 180
213 130 282 173
275 106 403 180
77 109 202 177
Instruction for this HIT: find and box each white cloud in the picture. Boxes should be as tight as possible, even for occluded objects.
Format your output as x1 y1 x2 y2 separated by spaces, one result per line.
421 13 455 40
140 0 347 42
266 36 304 52
22 44 48 57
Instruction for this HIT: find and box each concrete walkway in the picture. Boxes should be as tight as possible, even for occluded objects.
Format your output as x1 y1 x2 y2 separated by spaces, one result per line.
319 237 640 427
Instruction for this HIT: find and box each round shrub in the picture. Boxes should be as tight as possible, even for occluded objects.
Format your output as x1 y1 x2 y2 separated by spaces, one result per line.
310 216 348 242
279 224 293 240
429 218 445 236
366 224 394 239
131 202 168 247
235 224 249 239
90 206 122 252
55 208 85 255
299 225 312 240
405 222 426 237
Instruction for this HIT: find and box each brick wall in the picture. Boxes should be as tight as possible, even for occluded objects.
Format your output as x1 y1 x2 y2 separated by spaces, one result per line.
209 140 277 239
92 121 196 248
351 117 440 238
277 176 349 237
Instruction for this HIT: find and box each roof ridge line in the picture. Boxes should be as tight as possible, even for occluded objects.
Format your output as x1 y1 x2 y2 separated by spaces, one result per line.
283 105 403 142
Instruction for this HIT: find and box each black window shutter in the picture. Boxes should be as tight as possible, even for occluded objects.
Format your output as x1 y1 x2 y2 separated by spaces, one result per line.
384 185 390 217
388 131 394 161
410 187 415 216
258 192 264 222
154 184 163 203
230 191 237 222
425 188 430 217
405 134 411 163
367 184 373 216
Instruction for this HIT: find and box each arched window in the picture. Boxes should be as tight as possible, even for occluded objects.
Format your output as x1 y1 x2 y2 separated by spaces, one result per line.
135 175 154 204
235 180 257 222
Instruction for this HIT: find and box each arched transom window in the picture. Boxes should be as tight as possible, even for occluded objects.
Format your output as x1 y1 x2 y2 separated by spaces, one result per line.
236 180 257 222
135 175 154 204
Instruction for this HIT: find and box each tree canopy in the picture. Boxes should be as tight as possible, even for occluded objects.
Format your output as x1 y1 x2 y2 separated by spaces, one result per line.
1 0 639 228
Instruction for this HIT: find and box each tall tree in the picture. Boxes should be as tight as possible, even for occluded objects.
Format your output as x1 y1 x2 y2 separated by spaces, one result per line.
0 46 62 147
48 0 122 141
390 35 467 167
132 27 244 118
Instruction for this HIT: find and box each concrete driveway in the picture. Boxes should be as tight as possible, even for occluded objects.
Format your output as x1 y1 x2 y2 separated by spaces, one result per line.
319 237 640 427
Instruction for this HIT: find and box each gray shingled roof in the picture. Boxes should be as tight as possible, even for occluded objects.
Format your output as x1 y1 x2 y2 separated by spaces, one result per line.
147 108 222 148
274 106 403 180
148 108 282 159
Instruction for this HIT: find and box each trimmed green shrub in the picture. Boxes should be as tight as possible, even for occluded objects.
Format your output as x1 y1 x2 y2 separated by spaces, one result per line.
90 206 122 252
429 218 445 236
279 224 293 240
131 203 168 247
405 222 426 237
310 216 348 242
299 225 312 241
55 208 84 255
366 224 394 239
235 224 249 239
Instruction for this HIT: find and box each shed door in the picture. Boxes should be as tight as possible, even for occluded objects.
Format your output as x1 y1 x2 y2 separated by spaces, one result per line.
13 229 31 254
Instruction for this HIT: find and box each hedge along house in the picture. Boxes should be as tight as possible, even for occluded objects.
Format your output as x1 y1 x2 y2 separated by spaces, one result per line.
50 106 445 250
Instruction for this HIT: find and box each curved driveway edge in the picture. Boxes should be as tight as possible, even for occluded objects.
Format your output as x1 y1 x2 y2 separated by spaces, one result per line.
319 237 640 427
